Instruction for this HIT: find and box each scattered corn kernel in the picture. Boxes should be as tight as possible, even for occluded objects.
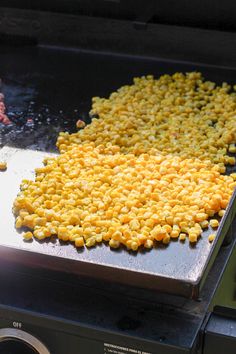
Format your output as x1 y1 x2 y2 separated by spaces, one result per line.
208 233 216 242
23 231 33 240
179 233 186 242
0 161 7 170
218 210 225 217
76 120 86 129
209 219 219 228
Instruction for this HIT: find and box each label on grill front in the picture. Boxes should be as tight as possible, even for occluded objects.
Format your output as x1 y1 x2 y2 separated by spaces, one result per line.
104 342 152 354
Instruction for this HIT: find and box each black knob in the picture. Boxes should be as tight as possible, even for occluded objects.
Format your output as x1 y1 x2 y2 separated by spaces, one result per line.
0 339 38 354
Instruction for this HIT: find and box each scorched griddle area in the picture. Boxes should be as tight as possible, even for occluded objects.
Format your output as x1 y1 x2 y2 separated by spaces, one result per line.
0 2 236 354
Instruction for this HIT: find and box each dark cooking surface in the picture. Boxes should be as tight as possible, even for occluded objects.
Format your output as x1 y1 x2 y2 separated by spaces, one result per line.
0 44 236 298
1 44 236 152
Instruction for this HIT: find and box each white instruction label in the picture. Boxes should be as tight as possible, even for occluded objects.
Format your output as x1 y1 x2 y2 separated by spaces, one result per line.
104 342 152 354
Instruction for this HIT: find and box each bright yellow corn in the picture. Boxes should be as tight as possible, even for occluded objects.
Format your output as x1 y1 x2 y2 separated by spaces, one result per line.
57 72 236 167
208 233 216 242
23 231 33 240
0 161 7 171
14 72 236 251
13 143 235 250
209 219 219 228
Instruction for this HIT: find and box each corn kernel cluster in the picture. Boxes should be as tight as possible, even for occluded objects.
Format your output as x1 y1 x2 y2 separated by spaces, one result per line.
14 143 235 250
14 72 236 250
57 72 236 169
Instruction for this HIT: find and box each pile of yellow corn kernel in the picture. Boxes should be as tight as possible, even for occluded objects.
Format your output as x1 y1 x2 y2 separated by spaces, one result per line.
57 72 236 170
13 143 236 250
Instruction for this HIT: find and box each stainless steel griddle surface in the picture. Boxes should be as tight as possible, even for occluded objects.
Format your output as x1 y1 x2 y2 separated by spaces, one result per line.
0 45 236 298
0 146 235 299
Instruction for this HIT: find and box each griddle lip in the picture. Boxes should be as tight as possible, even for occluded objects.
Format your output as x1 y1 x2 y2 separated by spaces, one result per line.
0 146 236 301
197 188 236 288
0 242 196 298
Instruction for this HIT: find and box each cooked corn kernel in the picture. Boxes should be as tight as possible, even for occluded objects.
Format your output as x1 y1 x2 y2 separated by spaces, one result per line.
218 210 225 217
76 120 86 129
163 235 170 244
0 161 7 170
23 231 33 240
14 71 236 252
14 143 235 251
58 72 236 168
179 233 186 242
109 239 120 249
231 173 236 180
229 144 236 153
189 234 198 243
208 233 216 242
209 219 219 228
86 237 96 247
15 217 23 228
144 239 153 249
75 237 84 248
200 220 209 229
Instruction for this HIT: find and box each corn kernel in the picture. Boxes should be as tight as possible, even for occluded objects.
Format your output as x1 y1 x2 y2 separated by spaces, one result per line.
209 219 219 228
170 230 179 238
86 237 96 247
75 237 84 247
200 220 209 229
179 233 186 242
96 234 103 243
109 239 120 248
230 173 236 181
0 161 7 171
189 234 197 243
163 235 170 244
218 210 225 217
23 231 33 240
15 217 23 229
131 241 138 251
129 219 140 231
144 239 153 249
208 233 216 242
76 120 86 129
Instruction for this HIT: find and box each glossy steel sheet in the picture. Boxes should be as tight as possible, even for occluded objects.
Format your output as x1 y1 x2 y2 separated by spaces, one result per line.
0 146 235 298
0 45 236 298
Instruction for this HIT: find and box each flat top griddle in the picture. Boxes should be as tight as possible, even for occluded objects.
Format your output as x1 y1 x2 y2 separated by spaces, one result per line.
0 45 236 298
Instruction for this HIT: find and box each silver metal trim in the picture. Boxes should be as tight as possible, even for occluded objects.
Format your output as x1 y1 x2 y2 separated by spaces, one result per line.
0 328 50 354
